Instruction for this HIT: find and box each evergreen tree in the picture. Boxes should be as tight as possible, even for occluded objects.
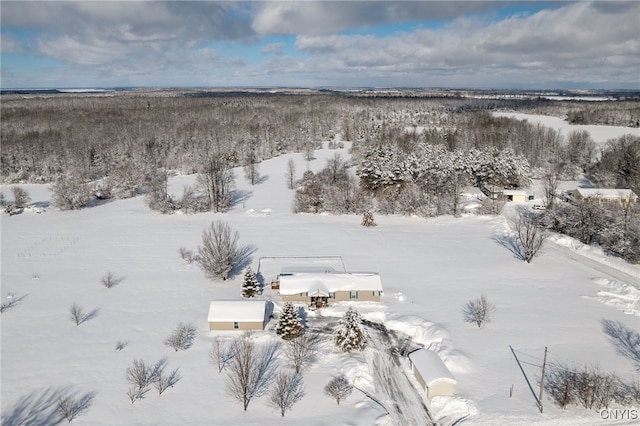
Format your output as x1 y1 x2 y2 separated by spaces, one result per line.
276 302 303 340
335 307 367 352
241 267 259 298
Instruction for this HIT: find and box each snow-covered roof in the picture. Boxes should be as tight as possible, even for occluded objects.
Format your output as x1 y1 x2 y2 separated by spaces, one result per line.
281 265 338 274
208 300 266 322
278 272 382 295
574 188 637 199
502 190 528 196
408 349 456 386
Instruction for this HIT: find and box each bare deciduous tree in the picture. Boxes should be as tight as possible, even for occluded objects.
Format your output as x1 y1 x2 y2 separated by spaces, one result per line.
511 209 548 263
243 150 260 185
197 152 235 213
57 392 95 423
285 159 296 189
269 371 305 417
225 334 279 411
210 336 236 373
164 322 197 352
69 303 97 326
286 332 320 374
324 375 353 405
462 295 495 328
541 172 559 210
197 220 240 281
154 367 182 395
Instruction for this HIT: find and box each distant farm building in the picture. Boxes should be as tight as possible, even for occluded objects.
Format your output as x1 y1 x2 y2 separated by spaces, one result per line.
278 271 383 309
408 349 456 399
208 300 270 331
572 188 637 204
482 186 529 202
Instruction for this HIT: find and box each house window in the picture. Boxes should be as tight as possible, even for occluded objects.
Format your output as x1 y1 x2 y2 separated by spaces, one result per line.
233 322 239 329
329 292 335 298
350 291 358 299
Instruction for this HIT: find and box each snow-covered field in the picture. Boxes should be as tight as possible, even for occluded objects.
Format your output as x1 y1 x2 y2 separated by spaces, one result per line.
492 112 640 146
2 121 640 425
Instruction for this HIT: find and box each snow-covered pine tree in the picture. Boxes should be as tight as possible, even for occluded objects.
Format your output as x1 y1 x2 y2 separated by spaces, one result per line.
335 307 367 352
241 267 259 298
276 302 303 340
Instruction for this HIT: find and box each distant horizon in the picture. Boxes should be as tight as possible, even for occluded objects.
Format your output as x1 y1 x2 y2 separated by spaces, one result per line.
2 1 638 90
2 86 639 94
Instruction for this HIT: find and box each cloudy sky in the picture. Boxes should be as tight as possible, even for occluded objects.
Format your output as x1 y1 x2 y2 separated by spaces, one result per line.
1 1 638 89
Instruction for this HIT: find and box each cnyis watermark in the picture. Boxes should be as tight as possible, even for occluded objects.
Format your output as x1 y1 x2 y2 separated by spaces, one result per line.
599 408 638 420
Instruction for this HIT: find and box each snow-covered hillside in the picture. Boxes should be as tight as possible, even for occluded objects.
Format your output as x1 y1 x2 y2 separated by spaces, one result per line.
2 130 639 425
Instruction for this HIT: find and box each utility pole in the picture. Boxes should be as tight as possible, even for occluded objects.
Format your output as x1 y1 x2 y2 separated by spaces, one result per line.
538 346 548 414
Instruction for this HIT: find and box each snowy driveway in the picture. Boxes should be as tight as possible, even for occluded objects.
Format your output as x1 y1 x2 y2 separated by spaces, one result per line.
363 320 435 426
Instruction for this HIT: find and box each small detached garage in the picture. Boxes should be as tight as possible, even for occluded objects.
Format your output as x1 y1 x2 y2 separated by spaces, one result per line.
208 300 270 331
408 348 456 399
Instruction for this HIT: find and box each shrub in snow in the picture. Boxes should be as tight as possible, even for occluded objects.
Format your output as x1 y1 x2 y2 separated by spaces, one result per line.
51 174 94 210
276 302 304 340
361 211 377 227
334 307 367 352
114 341 128 351
462 295 494 328
241 267 260 298
57 392 95 423
269 371 305 417
324 375 353 405
164 322 197 352
11 186 30 209
178 246 195 264
101 271 121 288
69 303 98 326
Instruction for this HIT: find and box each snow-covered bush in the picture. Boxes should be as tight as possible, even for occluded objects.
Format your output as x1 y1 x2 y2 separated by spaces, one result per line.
334 307 367 352
276 302 304 340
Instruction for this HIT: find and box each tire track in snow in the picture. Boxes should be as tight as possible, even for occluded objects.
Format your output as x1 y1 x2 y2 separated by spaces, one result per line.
363 320 435 426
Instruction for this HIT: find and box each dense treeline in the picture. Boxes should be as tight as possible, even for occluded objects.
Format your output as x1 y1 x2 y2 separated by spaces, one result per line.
2 91 639 213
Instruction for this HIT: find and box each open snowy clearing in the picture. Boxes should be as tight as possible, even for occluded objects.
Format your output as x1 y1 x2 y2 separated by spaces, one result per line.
2 120 640 425
492 112 640 146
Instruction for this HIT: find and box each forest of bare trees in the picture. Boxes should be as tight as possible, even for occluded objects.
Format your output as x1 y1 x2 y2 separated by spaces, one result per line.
2 90 638 232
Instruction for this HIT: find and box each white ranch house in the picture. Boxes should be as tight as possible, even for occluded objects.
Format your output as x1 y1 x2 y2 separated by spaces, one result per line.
277 271 383 309
207 300 270 331
408 348 456 399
